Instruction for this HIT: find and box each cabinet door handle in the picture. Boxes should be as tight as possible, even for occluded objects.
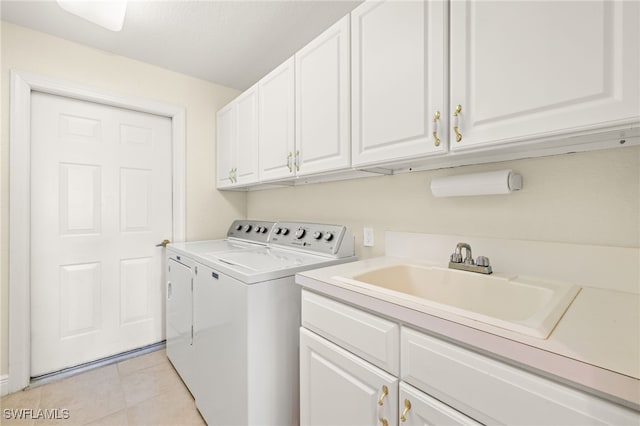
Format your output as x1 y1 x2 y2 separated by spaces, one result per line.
453 104 463 142
400 398 412 422
433 111 441 147
377 385 389 426
287 152 293 172
295 150 300 172
378 385 389 406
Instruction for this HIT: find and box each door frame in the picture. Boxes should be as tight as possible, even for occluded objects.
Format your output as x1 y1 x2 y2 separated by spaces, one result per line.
8 70 186 393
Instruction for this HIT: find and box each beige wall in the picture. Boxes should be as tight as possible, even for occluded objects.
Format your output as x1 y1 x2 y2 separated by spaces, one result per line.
247 146 640 259
0 22 245 376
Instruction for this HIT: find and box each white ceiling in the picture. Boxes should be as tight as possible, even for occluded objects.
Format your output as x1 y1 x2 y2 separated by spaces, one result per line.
1 0 362 90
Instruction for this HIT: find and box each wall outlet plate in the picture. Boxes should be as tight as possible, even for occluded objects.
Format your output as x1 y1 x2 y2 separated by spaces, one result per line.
363 227 374 247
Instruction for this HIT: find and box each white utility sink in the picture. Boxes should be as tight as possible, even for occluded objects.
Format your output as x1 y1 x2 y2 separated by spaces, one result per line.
333 264 581 338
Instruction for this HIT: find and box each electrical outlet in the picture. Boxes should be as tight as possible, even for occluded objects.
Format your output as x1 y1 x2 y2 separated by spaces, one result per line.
363 227 374 247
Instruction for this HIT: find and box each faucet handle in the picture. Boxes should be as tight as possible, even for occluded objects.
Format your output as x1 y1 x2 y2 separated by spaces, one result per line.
450 252 462 263
476 256 490 267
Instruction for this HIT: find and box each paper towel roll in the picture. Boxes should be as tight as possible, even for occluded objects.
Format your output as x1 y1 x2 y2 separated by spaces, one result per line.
430 169 522 197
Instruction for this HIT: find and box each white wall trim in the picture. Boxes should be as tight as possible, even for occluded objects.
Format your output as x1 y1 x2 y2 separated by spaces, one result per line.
0 374 9 396
8 70 186 394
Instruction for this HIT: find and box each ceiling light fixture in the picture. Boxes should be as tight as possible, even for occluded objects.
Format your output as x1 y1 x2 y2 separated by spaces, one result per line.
56 0 128 32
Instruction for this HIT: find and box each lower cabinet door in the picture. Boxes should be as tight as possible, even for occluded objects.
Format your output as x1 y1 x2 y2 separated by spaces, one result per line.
399 382 480 426
300 328 398 426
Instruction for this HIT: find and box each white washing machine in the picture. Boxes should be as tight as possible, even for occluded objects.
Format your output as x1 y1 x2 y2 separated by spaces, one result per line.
165 220 275 395
174 221 355 426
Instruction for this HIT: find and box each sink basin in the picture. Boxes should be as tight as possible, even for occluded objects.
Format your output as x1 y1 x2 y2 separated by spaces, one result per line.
333 264 580 338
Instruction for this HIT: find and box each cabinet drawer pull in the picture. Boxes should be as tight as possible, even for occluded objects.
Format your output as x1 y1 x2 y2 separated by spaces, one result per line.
400 399 412 422
432 111 441 147
453 104 463 142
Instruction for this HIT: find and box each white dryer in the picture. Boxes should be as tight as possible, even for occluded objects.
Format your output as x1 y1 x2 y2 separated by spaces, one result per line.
188 222 356 426
165 220 275 395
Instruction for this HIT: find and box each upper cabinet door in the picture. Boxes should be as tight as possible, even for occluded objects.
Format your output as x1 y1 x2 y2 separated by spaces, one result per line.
234 85 259 185
450 0 640 151
216 103 235 189
351 0 448 168
295 15 351 177
259 57 296 182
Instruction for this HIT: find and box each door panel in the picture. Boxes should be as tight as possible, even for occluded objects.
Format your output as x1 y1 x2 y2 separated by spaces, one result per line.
449 0 640 150
30 92 172 376
300 328 398 426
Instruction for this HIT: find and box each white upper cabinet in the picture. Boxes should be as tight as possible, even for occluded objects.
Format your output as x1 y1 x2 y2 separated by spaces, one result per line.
351 0 448 168
216 85 259 189
258 57 296 182
216 102 235 188
295 15 351 177
449 0 640 151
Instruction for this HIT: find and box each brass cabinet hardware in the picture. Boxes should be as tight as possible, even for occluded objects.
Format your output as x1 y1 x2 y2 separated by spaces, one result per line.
155 239 171 247
400 399 412 422
378 385 389 406
287 152 293 172
433 110 441 147
295 150 300 172
377 385 389 426
453 104 462 142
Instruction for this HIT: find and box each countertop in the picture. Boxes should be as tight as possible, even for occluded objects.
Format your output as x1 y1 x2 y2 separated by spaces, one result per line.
295 256 640 410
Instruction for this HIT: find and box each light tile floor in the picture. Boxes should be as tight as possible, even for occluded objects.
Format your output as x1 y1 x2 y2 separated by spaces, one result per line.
1 349 205 426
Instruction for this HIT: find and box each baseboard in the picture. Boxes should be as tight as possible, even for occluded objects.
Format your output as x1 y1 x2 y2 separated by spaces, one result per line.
1 374 9 396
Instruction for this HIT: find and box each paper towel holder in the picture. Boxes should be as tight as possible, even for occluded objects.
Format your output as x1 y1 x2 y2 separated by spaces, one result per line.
430 169 523 197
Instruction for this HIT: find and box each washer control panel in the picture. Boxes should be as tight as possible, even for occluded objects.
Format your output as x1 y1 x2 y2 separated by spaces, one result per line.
269 222 354 257
227 220 276 243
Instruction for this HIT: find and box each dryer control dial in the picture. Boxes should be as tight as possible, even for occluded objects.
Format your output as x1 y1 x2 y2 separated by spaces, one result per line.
243 225 252 232
323 232 334 242
313 231 322 240
295 228 306 239
281 228 290 235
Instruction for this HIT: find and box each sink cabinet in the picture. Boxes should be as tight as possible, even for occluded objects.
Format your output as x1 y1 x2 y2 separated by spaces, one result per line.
300 328 398 426
300 289 640 425
449 0 640 152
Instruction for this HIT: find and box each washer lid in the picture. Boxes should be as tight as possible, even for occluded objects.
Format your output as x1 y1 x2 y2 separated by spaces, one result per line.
215 247 326 273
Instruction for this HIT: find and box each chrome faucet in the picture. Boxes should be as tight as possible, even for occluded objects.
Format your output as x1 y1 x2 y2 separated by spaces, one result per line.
449 242 492 274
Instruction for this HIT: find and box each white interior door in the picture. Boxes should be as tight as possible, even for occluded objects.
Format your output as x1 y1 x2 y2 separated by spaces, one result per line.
30 91 173 377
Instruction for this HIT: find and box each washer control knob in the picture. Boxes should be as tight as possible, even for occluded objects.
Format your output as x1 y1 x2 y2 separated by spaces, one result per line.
255 226 262 233
261 227 268 233
243 225 252 232
313 231 322 240
323 232 334 242
273 227 282 235
295 228 306 239
236 224 243 231
281 228 290 236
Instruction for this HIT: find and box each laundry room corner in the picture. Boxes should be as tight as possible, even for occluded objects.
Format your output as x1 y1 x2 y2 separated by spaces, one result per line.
0 21 247 388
